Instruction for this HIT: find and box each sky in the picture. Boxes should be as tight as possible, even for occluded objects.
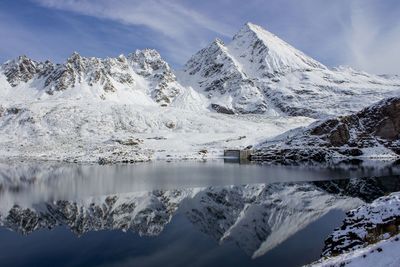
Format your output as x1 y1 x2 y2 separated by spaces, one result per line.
0 0 399 74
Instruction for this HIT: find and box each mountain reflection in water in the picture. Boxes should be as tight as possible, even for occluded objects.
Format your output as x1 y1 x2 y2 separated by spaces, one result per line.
0 161 399 267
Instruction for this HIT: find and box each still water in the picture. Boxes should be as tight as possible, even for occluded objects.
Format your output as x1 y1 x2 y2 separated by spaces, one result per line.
0 160 399 267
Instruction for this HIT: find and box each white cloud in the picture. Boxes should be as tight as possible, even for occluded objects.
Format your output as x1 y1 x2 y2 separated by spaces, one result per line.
12 0 400 74
32 0 235 65
345 1 400 74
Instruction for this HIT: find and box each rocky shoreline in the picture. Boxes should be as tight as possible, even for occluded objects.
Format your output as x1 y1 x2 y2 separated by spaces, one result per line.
252 97 400 163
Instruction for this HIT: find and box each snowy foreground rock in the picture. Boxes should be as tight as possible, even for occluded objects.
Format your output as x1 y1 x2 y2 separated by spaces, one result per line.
309 192 400 267
253 97 400 162
1 23 400 162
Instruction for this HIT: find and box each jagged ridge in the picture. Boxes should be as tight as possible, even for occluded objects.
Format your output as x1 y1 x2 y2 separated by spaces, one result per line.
1 49 182 106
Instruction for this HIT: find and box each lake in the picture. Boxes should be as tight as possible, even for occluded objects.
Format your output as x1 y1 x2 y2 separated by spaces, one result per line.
0 160 399 267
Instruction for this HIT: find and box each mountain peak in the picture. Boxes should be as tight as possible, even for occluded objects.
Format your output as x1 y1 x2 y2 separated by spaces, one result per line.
243 22 264 32
1 55 42 86
17 54 32 62
212 38 225 46
235 22 274 40
130 49 162 61
230 22 326 74
129 48 172 75
68 51 82 61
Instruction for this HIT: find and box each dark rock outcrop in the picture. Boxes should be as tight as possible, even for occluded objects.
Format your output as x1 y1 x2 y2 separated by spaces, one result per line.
2 55 54 87
253 97 400 163
211 103 235 114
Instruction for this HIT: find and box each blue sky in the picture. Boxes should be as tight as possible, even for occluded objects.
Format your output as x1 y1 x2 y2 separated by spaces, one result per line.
0 0 399 74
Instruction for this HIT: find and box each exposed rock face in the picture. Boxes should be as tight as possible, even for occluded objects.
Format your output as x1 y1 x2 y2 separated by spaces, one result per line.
253 97 400 162
322 192 400 257
210 103 235 114
309 97 400 146
181 38 270 114
128 49 181 106
2 55 54 86
359 97 400 141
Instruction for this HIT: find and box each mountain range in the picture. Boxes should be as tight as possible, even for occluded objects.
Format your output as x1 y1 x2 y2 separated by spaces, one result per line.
1 22 399 162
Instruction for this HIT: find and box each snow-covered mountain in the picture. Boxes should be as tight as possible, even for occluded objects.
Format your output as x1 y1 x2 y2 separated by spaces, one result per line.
0 49 184 106
2 22 399 117
0 22 399 162
179 23 400 117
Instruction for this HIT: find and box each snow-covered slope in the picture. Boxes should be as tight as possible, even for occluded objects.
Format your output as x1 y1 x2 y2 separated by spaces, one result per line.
0 42 314 162
228 23 326 76
179 23 400 117
179 38 275 115
309 234 400 267
0 99 311 162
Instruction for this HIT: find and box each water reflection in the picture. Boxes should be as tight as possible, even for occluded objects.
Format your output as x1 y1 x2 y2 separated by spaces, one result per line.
0 160 399 200
0 160 399 262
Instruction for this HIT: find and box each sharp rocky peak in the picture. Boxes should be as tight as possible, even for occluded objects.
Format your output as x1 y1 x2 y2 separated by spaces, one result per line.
129 49 162 61
183 38 234 78
67 51 82 62
0 49 181 105
1 55 54 87
209 38 226 49
128 49 172 76
182 22 327 84
229 22 326 75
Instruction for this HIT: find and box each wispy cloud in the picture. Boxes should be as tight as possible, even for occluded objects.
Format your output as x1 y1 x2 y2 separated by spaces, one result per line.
345 0 400 74
2 0 399 74
32 0 235 65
